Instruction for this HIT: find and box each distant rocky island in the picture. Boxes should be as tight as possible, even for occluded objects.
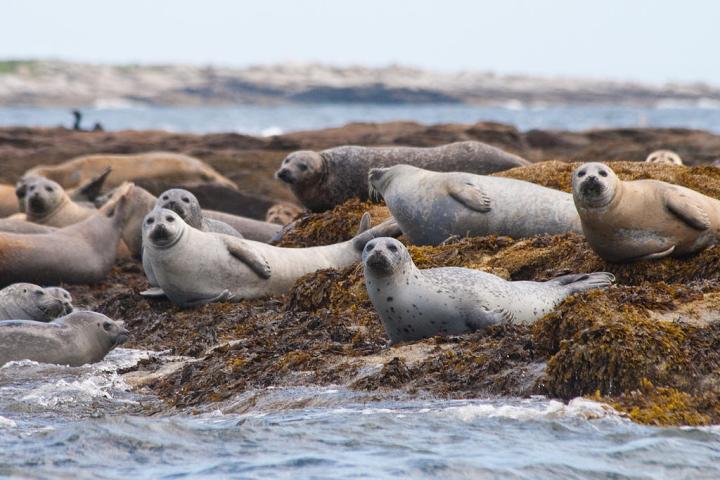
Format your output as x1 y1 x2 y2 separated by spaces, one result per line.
1 59 719 107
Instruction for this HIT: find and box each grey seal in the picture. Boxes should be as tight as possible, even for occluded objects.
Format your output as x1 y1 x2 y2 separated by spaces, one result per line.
141 208 400 307
275 141 530 212
363 237 615 344
0 283 74 321
0 311 129 366
572 162 720 262
369 164 582 246
155 188 241 237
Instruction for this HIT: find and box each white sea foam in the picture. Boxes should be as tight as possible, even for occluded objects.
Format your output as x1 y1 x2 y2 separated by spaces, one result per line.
0 415 17 428
445 397 620 422
260 126 284 136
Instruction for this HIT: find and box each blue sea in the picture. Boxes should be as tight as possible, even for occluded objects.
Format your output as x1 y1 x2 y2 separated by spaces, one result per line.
1 104 720 479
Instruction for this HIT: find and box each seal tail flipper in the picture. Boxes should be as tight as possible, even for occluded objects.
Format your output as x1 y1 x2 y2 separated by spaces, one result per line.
352 217 403 251
561 272 615 295
180 289 234 308
356 212 371 235
140 287 166 298
69 166 112 203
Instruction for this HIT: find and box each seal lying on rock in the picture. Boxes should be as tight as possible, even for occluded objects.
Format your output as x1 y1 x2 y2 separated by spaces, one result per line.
96 185 280 258
0 311 128 366
141 208 401 307
155 189 241 237
572 162 720 262
25 151 237 192
363 237 615 344
646 150 683 166
0 184 130 287
21 176 96 227
275 141 530 212
15 168 111 214
369 164 582 246
0 283 74 321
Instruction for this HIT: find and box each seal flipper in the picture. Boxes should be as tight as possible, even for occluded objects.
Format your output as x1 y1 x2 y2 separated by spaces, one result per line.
632 245 675 261
352 217 402 251
69 166 112 203
664 192 711 230
140 287 166 298
180 289 234 308
465 307 513 331
447 180 492 213
356 212 371 235
223 238 272 279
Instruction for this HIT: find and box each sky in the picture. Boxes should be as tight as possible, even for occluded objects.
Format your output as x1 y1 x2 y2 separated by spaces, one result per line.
1 0 718 84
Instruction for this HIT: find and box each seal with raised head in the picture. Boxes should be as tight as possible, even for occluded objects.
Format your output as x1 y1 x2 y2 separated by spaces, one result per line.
572 162 720 262
0 311 128 366
155 188 241 237
0 283 74 321
265 203 304 225
368 164 582 246
25 152 237 192
363 237 615 344
21 176 96 227
275 141 530 212
0 184 131 287
645 150 683 166
141 208 401 307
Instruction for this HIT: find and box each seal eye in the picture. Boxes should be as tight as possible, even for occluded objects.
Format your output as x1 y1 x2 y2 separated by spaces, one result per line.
577 170 586 178
298 164 308 172
102 321 112 331
45 186 53 192
146 218 155 225
182 197 190 203
163 195 169 201
166 216 175 222
388 244 398 253
366 244 375 252
599 170 608 177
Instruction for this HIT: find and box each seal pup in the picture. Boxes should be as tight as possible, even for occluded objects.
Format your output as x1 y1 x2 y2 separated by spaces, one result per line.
155 189 241 237
0 311 128 367
0 184 130 287
0 283 74 321
572 162 720 262
265 203 305 226
21 176 96 227
141 208 401 307
25 151 237 191
363 237 614 344
369 164 582 246
275 142 530 212
646 150 683 166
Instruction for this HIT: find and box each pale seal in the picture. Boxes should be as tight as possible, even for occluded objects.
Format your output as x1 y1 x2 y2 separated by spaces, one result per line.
0 184 131 287
0 184 17 218
141 208 400 307
363 237 615 344
645 150 683 166
0 283 74 321
265 203 305 225
21 176 96 227
155 189 241 237
0 311 128 366
275 141 530 212
572 162 720 262
25 151 237 191
369 164 582 246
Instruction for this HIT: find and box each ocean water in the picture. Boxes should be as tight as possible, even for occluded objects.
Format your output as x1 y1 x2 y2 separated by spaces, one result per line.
1 103 720 135
0 349 719 479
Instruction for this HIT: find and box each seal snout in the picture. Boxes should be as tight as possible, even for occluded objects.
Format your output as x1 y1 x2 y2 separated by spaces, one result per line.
150 223 170 242
276 168 294 184
579 175 606 196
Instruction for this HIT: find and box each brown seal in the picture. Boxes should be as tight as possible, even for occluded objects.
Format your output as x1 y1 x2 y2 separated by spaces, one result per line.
25 151 237 192
0 184 131 287
0 184 17 218
22 176 96 227
572 162 720 262
275 141 530 211
265 203 305 225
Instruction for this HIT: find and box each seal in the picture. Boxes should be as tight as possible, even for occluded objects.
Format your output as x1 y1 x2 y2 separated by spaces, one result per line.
275 141 530 212
0 283 74 321
141 208 401 307
572 162 720 262
0 311 129 366
15 169 111 214
646 150 683 166
155 189 241 237
265 203 304 225
362 237 614 344
25 151 237 191
95 185 281 258
21 176 96 227
0 219 56 234
0 184 131 287
0 184 17 218
369 164 582 246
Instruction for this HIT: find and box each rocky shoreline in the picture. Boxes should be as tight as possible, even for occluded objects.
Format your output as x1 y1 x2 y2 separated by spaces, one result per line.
4 122 720 426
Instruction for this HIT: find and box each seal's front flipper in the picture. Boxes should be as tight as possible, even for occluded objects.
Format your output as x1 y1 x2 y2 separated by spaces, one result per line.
356 212 371 235
633 245 675 261
223 238 272 279
447 180 492 213
181 289 234 308
140 287 166 298
665 193 711 230
465 307 513 331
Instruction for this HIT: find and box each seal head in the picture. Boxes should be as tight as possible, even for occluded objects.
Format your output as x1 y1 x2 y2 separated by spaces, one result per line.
155 188 204 229
646 150 683 166
362 237 407 277
275 151 324 187
0 283 70 321
21 177 66 219
142 208 186 249
572 162 619 209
